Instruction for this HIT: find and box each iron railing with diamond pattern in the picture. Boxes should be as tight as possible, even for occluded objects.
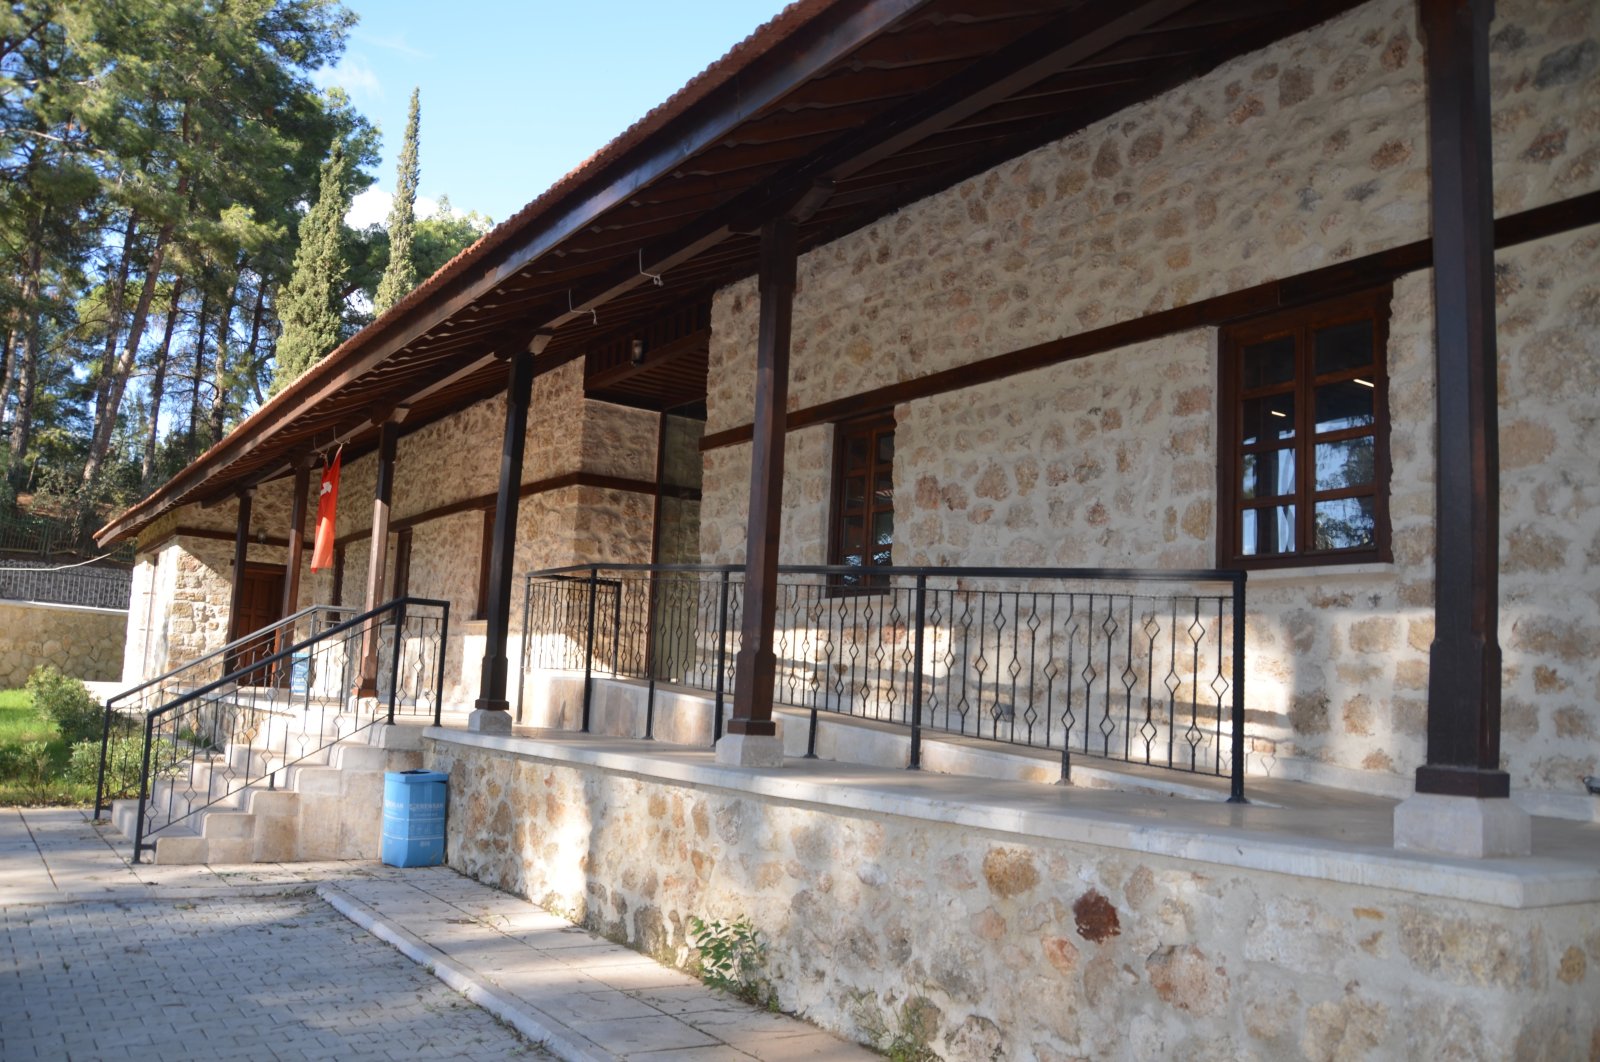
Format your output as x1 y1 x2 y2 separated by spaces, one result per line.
520 565 1247 800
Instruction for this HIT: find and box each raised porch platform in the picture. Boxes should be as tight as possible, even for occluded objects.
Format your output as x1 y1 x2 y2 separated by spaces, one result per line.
421 721 1600 1059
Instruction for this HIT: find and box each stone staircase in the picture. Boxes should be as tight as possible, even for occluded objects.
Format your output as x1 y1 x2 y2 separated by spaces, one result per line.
110 698 433 865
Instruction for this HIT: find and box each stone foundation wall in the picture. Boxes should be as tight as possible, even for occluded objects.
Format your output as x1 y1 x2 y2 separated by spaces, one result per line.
431 740 1600 1061
700 0 1600 796
0 601 125 686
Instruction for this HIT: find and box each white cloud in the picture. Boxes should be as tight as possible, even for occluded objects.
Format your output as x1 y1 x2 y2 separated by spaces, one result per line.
348 189 450 230
353 30 430 59
347 186 391 229
312 54 381 99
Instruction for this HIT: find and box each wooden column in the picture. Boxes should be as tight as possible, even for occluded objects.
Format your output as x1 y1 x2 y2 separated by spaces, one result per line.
475 349 535 714
354 420 399 698
729 218 797 737
225 488 255 659
280 460 312 621
1418 0 1507 798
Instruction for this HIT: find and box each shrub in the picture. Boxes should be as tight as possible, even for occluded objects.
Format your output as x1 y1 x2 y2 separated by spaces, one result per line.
26 665 102 745
0 741 54 802
688 916 773 1007
67 735 137 799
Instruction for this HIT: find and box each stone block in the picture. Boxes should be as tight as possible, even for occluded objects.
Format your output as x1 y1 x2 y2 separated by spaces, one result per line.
714 733 784 768
1393 794 1532 858
200 812 256 840
467 708 513 734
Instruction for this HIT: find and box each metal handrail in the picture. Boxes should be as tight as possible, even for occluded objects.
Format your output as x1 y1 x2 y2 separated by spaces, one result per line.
128 596 449 861
93 603 356 816
143 597 447 725
522 563 1248 801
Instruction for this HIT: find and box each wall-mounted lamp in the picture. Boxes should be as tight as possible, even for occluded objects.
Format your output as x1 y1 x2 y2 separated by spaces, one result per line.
630 338 646 365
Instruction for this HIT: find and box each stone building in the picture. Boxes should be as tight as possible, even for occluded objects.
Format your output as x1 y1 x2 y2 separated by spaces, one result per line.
98 0 1599 1056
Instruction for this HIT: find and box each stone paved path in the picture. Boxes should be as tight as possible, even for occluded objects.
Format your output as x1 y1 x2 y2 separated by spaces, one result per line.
321 872 879 1061
1 809 876 1061
0 893 545 1060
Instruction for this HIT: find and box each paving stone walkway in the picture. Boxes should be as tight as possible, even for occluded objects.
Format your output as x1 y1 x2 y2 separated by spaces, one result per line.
0 893 546 1060
1 809 876 1061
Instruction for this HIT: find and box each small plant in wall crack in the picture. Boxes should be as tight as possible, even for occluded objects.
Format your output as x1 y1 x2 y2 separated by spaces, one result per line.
687 915 775 1009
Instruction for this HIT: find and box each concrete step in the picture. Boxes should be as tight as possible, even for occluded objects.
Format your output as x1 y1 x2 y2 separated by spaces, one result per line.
118 724 434 865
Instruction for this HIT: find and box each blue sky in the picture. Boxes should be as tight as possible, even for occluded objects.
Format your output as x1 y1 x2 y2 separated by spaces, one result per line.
318 1 790 227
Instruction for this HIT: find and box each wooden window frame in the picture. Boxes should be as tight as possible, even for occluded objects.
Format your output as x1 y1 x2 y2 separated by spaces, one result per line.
827 411 895 593
1217 287 1393 570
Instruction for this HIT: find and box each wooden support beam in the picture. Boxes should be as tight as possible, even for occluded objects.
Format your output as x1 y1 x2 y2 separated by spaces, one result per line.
225 489 254 669
280 461 311 621
354 421 399 699
729 218 797 738
1417 0 1507 799
475 350 535 715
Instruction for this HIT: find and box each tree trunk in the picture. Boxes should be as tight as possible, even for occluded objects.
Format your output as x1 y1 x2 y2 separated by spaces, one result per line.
240 277 269 408
188 291 210 464
208 267 242 444
9 243 44 488
0 326 15 435
141 276 184 488
91 212 140 439
80 213 177 492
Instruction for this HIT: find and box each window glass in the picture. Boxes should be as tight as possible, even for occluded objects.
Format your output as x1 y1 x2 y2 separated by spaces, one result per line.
1314 496 1376 550
1314 381 1375 433
1313 320 1374 376
1242 336 1296 388
832 415 894 590
1314 438 1375 491
1222 289 1389 566
1241 394 1295 445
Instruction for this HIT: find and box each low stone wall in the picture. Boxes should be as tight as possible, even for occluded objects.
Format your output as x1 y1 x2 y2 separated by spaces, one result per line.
0 600 126 687
429 737 1599 1061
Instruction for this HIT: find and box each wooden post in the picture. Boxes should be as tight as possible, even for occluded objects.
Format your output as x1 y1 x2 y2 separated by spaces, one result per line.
225 488 255 668
727 218 796 746
354 420 399 698
471 349 534 727
1417 0 1508 799
280 460 311 623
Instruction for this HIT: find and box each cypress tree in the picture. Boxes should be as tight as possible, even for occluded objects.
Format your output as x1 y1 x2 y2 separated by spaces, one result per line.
372 88 421 316
271 138 352 395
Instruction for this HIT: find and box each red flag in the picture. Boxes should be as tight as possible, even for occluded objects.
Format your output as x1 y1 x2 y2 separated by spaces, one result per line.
310 448 341 572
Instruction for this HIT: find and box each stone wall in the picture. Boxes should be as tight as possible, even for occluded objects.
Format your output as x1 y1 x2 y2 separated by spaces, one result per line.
700 0 1600 797
120 359 669 704
432 739 1600 1062
0 601 125 686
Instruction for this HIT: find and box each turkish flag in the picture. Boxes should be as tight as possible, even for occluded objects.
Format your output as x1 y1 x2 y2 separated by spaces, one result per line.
310 449 341 572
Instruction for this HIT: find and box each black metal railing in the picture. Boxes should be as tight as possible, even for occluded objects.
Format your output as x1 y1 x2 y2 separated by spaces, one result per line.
520 564 1248 799
94 603 357 817
122 597 449 862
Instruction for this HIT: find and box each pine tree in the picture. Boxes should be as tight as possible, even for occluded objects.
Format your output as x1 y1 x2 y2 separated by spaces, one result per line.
272 139 352 395
372 87 421 316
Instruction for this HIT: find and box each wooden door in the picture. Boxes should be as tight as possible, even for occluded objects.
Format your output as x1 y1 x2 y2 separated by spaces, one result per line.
229 565 286 683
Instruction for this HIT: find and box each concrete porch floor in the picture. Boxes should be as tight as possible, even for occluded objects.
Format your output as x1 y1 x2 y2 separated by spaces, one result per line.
447 722 1600 910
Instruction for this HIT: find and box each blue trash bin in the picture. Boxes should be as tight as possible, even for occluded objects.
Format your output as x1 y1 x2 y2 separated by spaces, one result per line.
382 769 449 868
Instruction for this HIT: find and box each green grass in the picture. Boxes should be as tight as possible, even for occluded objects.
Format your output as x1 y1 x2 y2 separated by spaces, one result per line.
0 688 96 807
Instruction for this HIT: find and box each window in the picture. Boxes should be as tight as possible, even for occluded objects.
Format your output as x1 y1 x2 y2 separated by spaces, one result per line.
1218 288 1391 568
829 413 894 590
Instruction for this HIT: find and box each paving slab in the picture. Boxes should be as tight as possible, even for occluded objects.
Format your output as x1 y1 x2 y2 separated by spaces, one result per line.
1 808 878 1060
323 872 879 1061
